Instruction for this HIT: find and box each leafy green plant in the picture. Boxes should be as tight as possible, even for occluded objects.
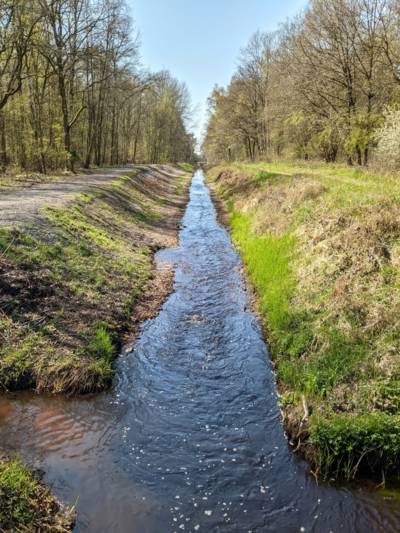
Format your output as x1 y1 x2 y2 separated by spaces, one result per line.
311 414 400 479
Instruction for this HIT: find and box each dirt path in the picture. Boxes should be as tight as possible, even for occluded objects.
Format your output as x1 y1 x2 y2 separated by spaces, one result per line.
0 167 133 227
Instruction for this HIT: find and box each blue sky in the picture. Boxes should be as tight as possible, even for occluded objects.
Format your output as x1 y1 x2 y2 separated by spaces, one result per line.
130 0 307 141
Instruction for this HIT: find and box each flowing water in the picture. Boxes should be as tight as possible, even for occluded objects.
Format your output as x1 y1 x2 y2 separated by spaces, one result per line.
1 170 400 532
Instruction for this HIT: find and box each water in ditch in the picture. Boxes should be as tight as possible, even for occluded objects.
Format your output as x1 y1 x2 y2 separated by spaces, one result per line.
0 170 399 532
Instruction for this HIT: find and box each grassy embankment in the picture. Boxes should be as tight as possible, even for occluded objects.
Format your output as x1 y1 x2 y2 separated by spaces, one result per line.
209 161 400 480
0 166 189 394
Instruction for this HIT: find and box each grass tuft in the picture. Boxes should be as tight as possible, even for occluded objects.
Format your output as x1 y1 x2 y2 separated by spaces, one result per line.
89 326 115 362
0 458 74 531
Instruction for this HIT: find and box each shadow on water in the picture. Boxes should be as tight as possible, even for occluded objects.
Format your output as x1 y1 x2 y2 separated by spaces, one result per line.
0 170 400 532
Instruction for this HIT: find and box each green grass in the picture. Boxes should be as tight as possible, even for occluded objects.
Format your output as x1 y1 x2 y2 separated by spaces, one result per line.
224 160 400 206
230 211 295 338
230 209 368 398
0 460 43 529
89 326 115 362
178 162 195 173
211 161 400 480
0 458 72 531
310 413 400 479
0 331 43 390
176 163 194 194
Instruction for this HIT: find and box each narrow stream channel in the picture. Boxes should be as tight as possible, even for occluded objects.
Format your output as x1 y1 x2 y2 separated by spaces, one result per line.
1 170 400 532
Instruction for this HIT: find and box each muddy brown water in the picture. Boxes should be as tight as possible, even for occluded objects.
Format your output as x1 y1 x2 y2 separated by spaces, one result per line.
1 170 400 532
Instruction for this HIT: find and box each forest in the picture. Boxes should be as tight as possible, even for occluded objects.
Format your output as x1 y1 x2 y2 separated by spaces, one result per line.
0 0 195 173
203 0 400 168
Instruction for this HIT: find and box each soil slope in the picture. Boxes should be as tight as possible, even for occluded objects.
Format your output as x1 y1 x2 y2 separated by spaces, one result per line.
0 164 190 394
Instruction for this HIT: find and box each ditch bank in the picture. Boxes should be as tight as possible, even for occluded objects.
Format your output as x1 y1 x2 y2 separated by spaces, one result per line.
0 165 190 395
0 455 75 532
0 164 190 531
208 163 400 482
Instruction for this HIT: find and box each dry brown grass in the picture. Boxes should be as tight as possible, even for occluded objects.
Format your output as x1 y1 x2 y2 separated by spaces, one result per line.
295 201 400 370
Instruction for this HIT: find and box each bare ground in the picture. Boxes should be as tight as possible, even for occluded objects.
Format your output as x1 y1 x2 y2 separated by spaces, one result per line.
0 167 134 227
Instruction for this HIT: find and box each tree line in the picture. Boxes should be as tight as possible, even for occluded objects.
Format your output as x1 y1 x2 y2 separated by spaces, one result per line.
0 0 196 173
203 0 400 167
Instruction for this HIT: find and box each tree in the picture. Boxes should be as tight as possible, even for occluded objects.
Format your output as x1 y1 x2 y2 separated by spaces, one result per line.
0 1 40 167
204 0 399 167
0 0 195 173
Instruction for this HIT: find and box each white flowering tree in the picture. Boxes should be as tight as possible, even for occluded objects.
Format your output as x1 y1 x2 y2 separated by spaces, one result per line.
376 107 400 167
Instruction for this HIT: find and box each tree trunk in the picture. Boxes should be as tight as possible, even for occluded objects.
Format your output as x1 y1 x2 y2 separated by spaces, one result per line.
356 146 362 166
363 147 369 166
0 111 8 170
